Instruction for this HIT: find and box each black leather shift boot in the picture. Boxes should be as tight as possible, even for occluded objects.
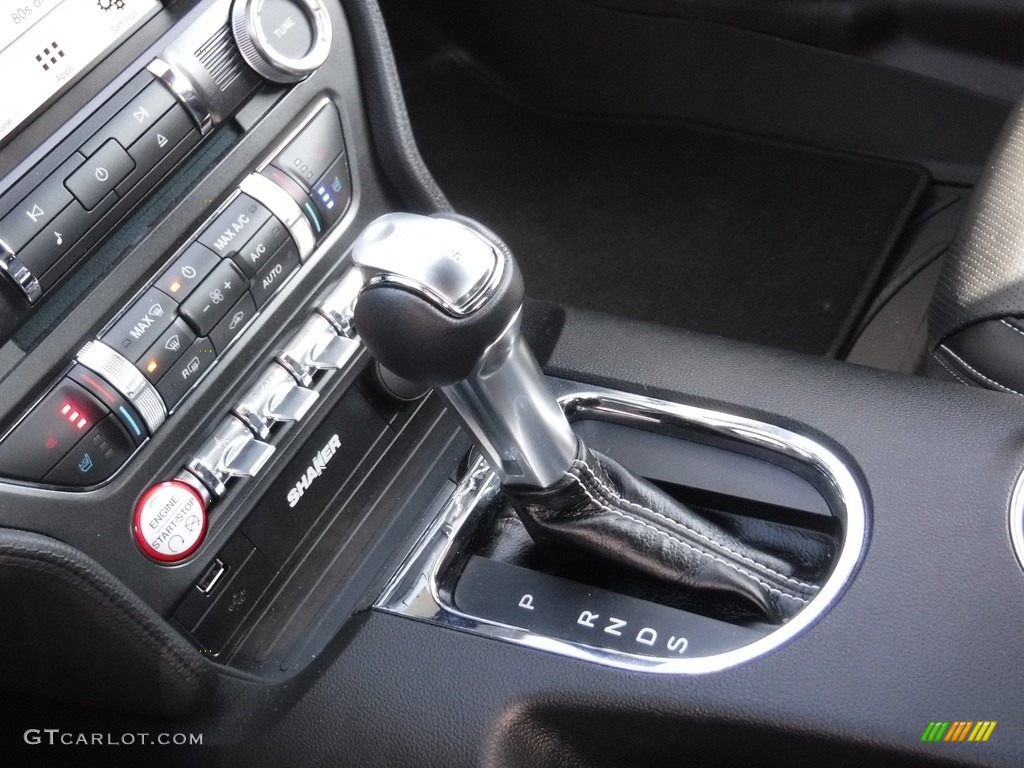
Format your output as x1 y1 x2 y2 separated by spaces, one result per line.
506 442 822 623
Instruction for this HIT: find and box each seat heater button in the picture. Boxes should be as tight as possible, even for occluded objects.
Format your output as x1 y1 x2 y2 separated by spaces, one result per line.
271 103 345 190
133 480 207 563
0 379 108 481
44 415 134 487
309 153 351 229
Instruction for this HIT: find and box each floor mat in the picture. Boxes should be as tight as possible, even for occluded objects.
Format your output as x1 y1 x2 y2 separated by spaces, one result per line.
395 48 928 355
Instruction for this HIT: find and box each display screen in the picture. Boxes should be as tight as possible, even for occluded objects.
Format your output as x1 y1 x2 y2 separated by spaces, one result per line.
0 0 161 144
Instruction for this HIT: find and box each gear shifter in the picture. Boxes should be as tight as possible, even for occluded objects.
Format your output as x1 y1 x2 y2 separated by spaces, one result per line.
352 213 820 622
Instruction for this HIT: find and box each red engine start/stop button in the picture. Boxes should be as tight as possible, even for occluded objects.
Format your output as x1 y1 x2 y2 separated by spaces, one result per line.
133 480 207 563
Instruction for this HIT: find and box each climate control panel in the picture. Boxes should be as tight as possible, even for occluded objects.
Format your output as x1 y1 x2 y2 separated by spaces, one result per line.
0 98 352 489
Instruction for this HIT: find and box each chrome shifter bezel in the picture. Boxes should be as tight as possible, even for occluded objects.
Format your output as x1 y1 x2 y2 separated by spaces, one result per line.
375 381 869 674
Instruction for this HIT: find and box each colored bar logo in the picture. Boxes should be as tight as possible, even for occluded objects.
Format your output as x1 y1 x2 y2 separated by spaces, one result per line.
921 721 996 742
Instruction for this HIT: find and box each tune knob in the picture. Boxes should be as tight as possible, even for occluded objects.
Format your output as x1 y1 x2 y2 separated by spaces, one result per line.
231 0 332 84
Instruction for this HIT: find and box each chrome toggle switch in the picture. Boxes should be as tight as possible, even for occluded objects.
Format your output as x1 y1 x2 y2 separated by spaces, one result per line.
186 415 275 496
316 267 363 337
276 314 359 385
234 362 319 438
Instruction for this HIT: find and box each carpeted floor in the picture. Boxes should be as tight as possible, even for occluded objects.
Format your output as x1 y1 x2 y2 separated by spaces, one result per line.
393 39 928 355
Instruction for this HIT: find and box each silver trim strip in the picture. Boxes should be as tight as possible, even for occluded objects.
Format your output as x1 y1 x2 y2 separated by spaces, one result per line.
76 341 167 434
186 415 273 497
147 58 213 136
0 239 42 304
239 172 316 260
376 383 869 674
439 310 578 489
1009 466 1024 574
316 267 362 336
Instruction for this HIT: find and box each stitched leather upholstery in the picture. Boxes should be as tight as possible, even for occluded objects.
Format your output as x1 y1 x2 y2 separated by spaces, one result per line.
930 98 1024 394
508 442 821 622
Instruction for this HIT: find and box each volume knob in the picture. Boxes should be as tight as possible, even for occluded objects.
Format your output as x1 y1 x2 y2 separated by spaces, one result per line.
231 0 332 84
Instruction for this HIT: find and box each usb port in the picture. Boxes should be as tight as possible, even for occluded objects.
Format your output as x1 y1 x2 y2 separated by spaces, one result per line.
196 558 228 595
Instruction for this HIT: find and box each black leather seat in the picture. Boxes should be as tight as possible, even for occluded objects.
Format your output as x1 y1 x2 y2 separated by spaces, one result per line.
930 99 1024 395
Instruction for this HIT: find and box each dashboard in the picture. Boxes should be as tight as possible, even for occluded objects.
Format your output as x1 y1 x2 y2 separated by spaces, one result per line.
0 1 1022 767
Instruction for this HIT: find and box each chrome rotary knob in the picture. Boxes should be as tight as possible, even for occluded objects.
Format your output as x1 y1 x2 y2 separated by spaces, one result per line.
231 0 332 84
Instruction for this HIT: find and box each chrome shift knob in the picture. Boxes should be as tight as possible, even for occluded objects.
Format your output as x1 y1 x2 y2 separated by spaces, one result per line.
352 213 577 489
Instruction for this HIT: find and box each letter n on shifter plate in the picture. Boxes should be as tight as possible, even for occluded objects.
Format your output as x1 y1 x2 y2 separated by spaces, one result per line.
453 556 761 659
